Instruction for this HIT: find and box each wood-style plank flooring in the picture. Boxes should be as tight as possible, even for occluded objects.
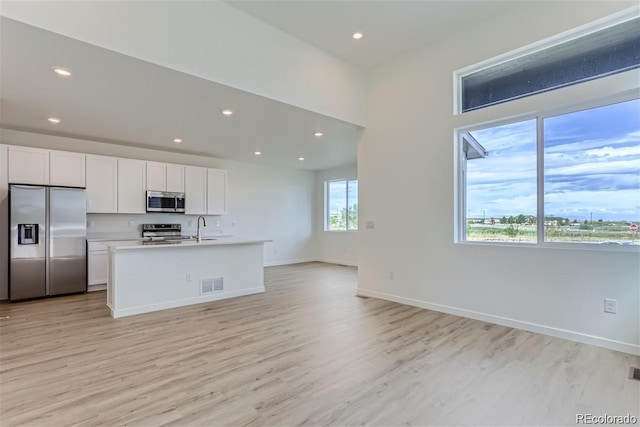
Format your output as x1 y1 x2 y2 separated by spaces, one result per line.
1 262 638 426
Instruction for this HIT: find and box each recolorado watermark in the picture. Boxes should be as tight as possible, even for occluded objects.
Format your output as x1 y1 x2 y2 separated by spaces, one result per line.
576 414 637 424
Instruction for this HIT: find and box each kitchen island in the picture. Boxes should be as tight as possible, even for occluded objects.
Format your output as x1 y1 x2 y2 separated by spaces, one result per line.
105 238 270 318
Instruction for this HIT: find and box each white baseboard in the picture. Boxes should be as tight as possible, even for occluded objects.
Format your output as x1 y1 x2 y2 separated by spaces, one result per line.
110 287 265 318
357 288 640 356
264 258 358 267
315 257 358 267
263 258 316 267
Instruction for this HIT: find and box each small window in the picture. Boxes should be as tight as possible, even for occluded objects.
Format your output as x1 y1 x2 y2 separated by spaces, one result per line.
325 179 358 231
459 17 640 112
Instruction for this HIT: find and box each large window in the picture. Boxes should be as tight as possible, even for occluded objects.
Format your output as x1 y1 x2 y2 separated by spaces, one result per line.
461 99 640 245
457 11 640 248
325 179 358 231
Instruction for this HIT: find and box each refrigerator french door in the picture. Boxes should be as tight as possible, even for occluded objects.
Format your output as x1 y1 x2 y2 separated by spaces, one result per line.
9 185 87 301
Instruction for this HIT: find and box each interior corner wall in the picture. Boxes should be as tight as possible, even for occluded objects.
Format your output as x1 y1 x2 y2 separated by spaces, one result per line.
0 1 366 126
0 129 316 299
357 2 640 355
314 164 358 266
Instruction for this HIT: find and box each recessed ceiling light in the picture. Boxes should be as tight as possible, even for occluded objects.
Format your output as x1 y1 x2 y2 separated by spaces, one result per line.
254 151 261 156
173 138 183 144
48 117 61 124
221 109 233 116
352 32 363 40
298 157 305 161
313 132 324 137
52 67 72 76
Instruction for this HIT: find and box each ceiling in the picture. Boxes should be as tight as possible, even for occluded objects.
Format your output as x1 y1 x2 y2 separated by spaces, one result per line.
0 1 525 171
0 17 360 171
225 1 526 70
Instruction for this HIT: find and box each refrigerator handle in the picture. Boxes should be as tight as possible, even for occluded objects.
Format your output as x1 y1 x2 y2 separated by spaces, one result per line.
45 187 50 296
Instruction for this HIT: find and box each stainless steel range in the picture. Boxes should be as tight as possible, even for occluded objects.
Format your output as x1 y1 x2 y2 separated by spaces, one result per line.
142 224 183 244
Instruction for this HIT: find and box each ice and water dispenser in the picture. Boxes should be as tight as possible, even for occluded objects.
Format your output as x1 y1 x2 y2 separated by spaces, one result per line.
18 224 39 245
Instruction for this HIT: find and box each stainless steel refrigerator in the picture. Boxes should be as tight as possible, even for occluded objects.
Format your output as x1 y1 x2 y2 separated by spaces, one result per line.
9 185 87 301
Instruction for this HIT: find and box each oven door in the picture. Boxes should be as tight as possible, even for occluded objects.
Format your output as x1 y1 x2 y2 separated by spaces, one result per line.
147 191 177 212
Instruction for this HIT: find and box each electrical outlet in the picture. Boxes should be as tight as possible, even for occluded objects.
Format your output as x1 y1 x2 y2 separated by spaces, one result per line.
604 298 617 314
128 221 135 228
188 220 193 227
232 220 238 227
186 273 192 282
388 271 395 280
215 220 221 227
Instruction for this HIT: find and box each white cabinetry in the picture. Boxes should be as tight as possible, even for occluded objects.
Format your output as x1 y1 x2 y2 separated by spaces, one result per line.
146 162 185 192
87 241 108 290
207 168 227 215
117 158 146 213
166 164 185 192
86 155 118 213
7 146 50 185
185 166 207 215
50 150 86 187
8 146 85 187
185 166 227 215
146 162 166 191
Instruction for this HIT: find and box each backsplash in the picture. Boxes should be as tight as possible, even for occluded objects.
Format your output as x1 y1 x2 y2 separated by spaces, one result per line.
87 213 232 239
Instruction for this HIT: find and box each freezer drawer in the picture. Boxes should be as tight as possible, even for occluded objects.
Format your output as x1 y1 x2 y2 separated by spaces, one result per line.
10 258 46 300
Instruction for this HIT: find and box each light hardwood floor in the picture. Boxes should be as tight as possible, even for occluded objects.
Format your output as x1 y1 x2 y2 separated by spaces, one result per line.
1 262 638 426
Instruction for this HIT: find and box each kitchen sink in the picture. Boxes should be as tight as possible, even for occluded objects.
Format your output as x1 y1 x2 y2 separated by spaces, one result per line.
180 236 217 241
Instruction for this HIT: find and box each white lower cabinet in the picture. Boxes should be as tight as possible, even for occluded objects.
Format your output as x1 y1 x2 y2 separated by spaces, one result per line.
87 242 108 291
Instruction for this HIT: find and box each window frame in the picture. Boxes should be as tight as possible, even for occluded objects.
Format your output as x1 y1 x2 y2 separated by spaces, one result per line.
453 7 640 252
324 178 358 232
453 8 640 116
455 92 640 251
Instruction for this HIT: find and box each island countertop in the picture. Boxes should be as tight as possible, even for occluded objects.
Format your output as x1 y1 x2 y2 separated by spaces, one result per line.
106 237 270 318
104 237 272 251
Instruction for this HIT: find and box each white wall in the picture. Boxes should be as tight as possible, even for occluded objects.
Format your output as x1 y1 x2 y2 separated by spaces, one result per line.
0 1 366 126
358 2 640 355
0 129 316 299
315 164 358 266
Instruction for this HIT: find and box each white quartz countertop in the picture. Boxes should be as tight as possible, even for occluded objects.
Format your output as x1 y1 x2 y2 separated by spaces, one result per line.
104 237 271 251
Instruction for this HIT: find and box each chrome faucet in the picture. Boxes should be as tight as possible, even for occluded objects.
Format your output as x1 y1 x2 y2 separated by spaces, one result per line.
196 216 207 242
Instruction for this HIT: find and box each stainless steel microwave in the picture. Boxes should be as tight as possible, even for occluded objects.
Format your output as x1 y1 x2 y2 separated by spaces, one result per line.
146 191 185 213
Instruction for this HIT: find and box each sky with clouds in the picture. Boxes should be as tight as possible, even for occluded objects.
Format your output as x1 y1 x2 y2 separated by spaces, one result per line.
328 179 358 214
467 99 640 222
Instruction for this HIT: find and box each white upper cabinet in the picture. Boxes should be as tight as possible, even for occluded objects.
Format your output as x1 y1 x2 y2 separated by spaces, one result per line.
49 150 86 187
207 168 227 215
146 162 185 192
166 164 185 193
86 155 118 213
117 158 146 214
8 146 85 187
8 146 50 185
184 166 207 215
146 162 166 191
185 166 227 215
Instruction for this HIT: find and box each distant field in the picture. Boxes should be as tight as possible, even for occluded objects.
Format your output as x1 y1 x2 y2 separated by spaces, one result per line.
466 224 639 244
